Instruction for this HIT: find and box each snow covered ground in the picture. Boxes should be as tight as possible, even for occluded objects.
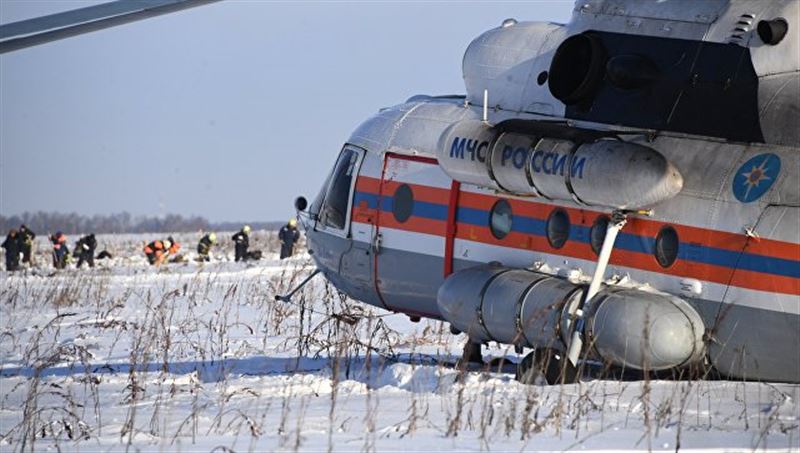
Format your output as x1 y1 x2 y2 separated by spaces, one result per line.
0 233 798 452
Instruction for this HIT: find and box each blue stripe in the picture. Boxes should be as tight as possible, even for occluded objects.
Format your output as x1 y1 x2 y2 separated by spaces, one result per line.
456 207 488 226
354 192 379 209
354 192 448 221
512 216 546 236
692 245 799 278
616 231 653 255
354 191 799 279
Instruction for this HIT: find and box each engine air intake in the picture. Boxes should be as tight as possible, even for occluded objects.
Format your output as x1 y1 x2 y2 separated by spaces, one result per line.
548 33 607 105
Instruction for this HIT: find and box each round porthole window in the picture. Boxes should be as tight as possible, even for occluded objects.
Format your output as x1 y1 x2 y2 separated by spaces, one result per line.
590 215 610 256
489 199 513 239
546 208 570 249
655 225 679 268
392 184 414 223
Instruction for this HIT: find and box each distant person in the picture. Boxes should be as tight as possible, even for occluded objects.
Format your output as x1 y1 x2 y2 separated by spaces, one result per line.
232 225 251 262
143 238 167 266
50 232 69 269
278 219 300 259
143 237 180 266
196 232 217 262
75 234 97 268
2 229 21 271
18 225 35 266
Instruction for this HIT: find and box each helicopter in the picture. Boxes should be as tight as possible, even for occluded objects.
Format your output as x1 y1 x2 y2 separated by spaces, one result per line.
2 0 797 385
290 0 800 384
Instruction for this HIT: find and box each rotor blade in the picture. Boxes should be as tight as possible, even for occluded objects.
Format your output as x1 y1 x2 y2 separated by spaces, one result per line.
0 0 221 54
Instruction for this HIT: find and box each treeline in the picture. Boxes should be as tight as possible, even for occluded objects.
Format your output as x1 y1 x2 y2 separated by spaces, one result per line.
0 212 282 235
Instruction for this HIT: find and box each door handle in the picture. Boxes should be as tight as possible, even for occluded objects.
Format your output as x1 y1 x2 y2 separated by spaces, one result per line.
372 232 383 254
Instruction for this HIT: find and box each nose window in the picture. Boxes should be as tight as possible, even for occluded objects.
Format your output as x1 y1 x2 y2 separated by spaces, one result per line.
321 148 359 230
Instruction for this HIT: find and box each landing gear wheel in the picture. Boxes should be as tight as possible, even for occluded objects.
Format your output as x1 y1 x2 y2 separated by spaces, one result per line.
515 349 580 385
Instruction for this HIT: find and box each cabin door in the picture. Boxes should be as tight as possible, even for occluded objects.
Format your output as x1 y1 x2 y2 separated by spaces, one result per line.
374 153 450 317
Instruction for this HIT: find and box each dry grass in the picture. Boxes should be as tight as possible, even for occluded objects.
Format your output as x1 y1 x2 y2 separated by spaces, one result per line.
0 238 797 452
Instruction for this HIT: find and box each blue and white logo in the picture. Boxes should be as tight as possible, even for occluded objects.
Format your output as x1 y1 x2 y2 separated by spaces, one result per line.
732 153 781 203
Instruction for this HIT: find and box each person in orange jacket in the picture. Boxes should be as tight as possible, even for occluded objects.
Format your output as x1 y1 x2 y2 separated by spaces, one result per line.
143 236 180 266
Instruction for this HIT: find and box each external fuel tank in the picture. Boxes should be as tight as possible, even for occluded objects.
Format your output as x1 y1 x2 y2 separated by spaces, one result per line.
436 120 683 210
437 265 705 371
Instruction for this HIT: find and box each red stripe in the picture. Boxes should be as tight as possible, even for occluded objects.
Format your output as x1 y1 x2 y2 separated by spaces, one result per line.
355 176 380 194
376 178 450 205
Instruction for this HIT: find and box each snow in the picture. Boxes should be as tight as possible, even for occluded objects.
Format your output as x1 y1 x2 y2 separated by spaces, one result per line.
0 233 798 452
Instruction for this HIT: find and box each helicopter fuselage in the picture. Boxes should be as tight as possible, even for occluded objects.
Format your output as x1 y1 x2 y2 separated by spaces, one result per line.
302 0 799 383
303 97 798 382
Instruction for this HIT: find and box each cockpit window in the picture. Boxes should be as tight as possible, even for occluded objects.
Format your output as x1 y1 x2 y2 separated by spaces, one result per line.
320 147 359 230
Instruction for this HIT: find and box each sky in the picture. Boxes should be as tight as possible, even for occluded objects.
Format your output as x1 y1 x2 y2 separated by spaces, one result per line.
0 0 573 222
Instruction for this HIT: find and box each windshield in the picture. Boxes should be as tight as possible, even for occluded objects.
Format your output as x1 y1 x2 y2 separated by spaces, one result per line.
320 147 359 230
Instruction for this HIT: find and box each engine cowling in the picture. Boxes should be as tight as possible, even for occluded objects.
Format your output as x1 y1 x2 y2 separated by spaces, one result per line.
437 265 705 371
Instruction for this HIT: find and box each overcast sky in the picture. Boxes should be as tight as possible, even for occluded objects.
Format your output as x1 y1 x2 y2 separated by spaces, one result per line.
1 0 572 222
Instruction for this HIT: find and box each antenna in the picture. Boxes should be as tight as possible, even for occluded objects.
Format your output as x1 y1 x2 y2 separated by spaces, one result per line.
483 89 489 123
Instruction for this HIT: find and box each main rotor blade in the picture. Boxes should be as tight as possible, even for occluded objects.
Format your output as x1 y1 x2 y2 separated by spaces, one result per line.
0 0 221 54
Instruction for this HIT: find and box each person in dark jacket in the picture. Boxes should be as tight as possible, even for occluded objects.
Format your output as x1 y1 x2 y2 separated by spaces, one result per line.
196 232 217 262
232 225 251 262
18 225 35 265
50 232 69 269
278 219 300 259
75 234 97 268
2 229 21 271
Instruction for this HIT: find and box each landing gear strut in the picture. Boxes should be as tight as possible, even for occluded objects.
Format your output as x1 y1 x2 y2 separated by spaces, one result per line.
456 341 483 368
566 209 651 366
516 348 579 385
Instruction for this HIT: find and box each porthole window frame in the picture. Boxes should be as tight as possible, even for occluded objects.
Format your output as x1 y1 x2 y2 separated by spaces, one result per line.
590 215 610 256
489 199 514 240
391 183 414 224
654 225 680 268
546 208 571 249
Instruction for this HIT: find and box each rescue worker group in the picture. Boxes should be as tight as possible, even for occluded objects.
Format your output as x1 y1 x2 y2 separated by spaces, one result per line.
1 219 301 271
